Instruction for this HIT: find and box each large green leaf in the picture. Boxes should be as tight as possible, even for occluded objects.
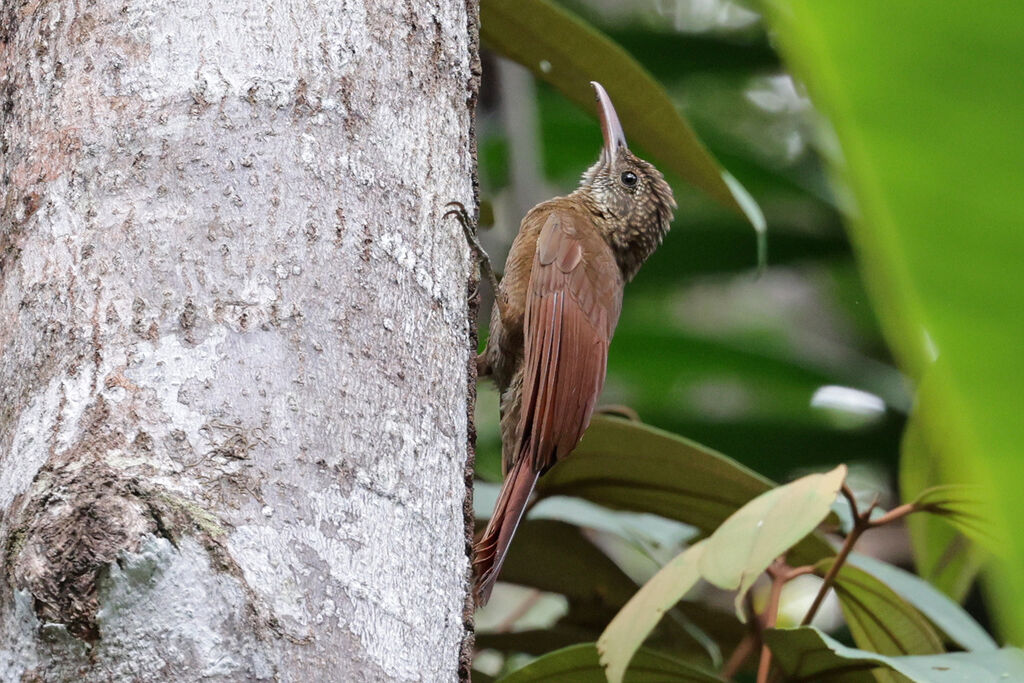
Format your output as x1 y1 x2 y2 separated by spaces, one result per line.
497 643 724 682
698 465 846 615
535 417 834 563
899 399 986 603
761 1 1024 639
765 626 1024 683
597 542 707 683
848 554 996 653
817 559 944 662
480 0 765 234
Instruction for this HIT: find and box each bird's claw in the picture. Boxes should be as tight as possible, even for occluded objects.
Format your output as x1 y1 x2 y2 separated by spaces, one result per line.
445 201 501 297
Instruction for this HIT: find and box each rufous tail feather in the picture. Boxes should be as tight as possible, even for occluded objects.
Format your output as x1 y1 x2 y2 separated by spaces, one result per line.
472 458 539 605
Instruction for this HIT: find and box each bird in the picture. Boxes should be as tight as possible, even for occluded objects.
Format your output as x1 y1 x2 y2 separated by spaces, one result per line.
450 81 676 605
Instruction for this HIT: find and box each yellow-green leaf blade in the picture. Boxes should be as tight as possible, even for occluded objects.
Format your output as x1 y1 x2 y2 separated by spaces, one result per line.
761 0 1024 639
597 541 707 683
698 465 846 616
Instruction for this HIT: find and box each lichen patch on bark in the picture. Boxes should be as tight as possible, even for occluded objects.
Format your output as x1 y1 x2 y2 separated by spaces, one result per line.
3 398 244 643
8 459 158 641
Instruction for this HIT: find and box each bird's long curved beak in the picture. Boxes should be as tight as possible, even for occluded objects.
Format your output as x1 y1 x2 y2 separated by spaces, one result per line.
591 81 628 161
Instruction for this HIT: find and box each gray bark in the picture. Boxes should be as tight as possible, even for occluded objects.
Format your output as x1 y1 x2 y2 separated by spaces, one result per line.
0 0 478 679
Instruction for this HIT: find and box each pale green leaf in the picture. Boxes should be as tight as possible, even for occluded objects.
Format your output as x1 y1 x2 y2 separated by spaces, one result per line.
597 541 707 683
698 465 846 616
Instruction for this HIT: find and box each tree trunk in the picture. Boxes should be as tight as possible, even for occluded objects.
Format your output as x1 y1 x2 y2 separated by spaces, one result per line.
0 0 479 679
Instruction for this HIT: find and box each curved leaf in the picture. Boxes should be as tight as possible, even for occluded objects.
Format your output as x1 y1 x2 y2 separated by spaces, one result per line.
817 559 944 659
480 0 765 235
497 643 724 682
765 626 1024 683
848 554 996 652
535 417 834 564
597 542 707 683
698 465 846 615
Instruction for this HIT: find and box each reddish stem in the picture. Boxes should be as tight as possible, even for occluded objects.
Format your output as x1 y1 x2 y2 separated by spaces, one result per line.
756 567 788 683
801 487 921 627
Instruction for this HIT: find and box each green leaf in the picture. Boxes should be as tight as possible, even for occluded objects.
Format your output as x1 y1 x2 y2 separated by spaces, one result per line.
480 0 765 234
698 465 846 615
900 400 986 603
597 542 707 683
817 559 944 661
497 519 639 610
477 625 597 658
535 417 834 564
847 554 996 653
761 0 1024 639
765 626 1024 683
473 670 498 683
497 643 725 682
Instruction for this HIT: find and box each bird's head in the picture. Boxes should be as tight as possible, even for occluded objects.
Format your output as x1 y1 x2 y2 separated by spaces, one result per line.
579 82 676 281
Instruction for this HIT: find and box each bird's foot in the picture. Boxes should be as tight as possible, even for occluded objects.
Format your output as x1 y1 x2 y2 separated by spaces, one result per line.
445 201 501 299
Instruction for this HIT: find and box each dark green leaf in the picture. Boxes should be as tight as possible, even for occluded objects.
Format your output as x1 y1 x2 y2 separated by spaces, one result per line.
817 559 944 660
497 519 639 610
848 554 996 652
497 643 725 682
473 670 498 683
480 0 765 233
477 625 597 657
535 417 834 564
765 626 1024 683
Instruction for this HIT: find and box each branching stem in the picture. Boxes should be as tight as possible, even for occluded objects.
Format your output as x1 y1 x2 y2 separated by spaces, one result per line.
801 484 921 626
725 483 924 682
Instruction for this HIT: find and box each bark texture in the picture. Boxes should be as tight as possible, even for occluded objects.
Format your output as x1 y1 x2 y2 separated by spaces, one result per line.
0 0 477 679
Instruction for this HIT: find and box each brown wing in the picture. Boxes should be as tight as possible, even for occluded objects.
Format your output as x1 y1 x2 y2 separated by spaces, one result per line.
516 208 623 473
473 207 623 604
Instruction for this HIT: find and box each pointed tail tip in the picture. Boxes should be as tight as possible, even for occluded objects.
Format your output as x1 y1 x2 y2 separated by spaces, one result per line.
470 459 541 609
472 538 498 607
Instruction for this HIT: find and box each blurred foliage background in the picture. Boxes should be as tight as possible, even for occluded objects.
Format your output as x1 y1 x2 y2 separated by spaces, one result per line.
470 0 1024 677
475 0 904 514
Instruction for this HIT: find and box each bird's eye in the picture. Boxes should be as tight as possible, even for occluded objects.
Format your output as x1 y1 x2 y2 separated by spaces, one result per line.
620 171 638 188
